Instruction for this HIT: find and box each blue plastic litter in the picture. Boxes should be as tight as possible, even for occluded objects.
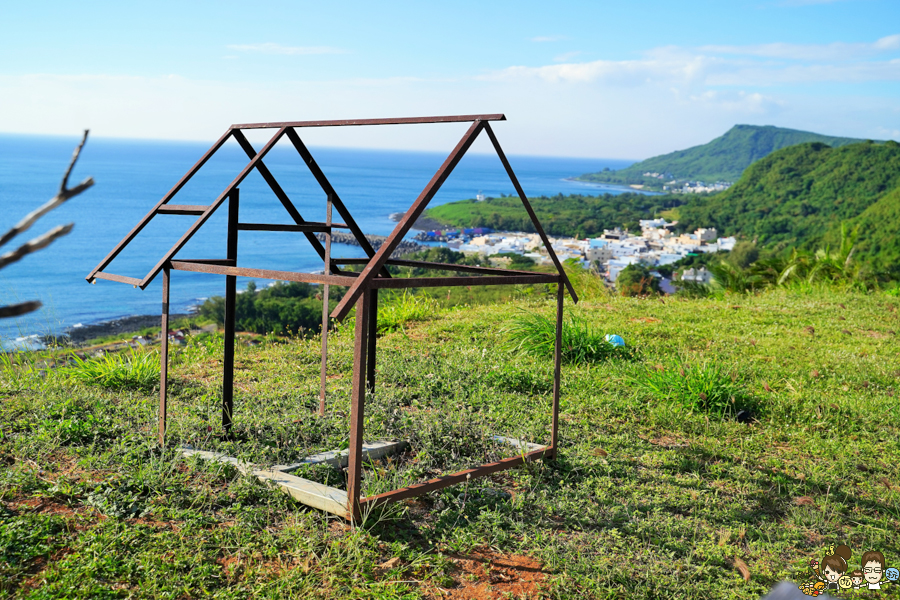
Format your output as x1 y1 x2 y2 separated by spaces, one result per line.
605 334 625 347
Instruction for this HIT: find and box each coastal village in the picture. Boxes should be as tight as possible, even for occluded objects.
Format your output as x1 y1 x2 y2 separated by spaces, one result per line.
417 218 734 285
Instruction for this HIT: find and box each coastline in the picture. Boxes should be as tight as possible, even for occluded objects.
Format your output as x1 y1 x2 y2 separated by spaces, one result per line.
44 313 195 346
562 177 663 194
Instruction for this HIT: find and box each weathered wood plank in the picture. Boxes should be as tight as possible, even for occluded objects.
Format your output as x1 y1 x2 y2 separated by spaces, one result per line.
272 440 408 472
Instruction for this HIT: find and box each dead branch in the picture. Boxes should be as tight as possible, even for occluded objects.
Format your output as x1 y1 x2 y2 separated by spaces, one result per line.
0 223 74 271
0 301 43 319
0 129 93 251
0 131 92 321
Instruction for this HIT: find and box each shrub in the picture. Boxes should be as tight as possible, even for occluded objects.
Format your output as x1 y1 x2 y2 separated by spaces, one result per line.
377 291 439 334
636 361 755 417
63 347 160 392
504 310 632 364
617 264 661 297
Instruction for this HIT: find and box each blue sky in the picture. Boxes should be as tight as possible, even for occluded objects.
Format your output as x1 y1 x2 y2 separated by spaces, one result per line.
1 0 898 158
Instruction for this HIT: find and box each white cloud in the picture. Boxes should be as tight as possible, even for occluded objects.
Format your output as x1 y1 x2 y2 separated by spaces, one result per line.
226 43 348 55
553 51 582 63
701 34 900 61
2 35 898 160
485 38 900 89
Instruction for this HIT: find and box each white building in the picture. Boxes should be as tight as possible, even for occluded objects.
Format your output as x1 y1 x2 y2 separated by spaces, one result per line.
681 267 713 285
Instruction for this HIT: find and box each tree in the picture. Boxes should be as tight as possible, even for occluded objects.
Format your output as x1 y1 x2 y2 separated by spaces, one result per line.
617 264 661 296
729 241 759 269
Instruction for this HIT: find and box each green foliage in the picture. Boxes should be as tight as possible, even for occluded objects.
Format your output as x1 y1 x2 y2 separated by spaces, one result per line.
729 241 759 269
504 310 632 364
62 347 160 392
377 291 439 334
423 192 683 238
200 281 342 335
677 140 900 270
617 263 661 296
579 124 869 186
494 252 535 268
0 511 68 578
636 361 755 417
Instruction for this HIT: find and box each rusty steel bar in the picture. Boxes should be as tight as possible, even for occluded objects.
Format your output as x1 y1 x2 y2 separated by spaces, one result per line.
366 289 377 394
284 129 389 278
551 283 564 458
346 290 371 522
361 447 550 508
230 130 340 273
158 266 170 446
331 120 486 321
171 258 236 266
138 127 289 289
371 273 559 290
156 205 209 215
332 258 541 277
237 223 346 233
319 194 333 417
169 261 357 286
482 123 578 304
87 128 234 282
234 114 505 130
92 272 143 286
222 189 239 434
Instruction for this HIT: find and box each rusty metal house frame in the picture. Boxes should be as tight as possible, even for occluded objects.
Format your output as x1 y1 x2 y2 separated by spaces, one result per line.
86 114 578 521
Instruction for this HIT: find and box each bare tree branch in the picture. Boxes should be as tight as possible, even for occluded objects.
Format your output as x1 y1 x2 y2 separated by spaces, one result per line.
1 131 92 321
0 223 74 271
0 130 93 251
0 301 42 319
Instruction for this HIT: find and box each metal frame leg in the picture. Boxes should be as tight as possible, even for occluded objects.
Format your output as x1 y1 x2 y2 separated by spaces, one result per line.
347 290 371 522
222 188 239 434
551 283 564 458
158 266 170 446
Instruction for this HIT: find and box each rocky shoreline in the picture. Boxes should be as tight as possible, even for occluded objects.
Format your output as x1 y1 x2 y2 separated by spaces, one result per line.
46 313 194 346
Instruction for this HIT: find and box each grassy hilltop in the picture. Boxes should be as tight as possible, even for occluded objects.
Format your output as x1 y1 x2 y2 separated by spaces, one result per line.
577 125 869 188
2 279 899 598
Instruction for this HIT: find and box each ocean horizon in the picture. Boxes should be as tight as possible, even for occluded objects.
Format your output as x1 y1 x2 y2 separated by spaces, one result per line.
1 132 642 350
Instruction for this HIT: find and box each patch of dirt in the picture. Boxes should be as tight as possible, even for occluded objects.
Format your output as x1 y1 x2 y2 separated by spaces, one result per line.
5 497 93 524
645 436 689 449
428 549 548 600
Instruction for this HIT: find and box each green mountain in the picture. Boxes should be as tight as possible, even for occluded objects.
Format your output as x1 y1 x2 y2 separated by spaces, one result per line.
579 124 870 187
677 140 900 270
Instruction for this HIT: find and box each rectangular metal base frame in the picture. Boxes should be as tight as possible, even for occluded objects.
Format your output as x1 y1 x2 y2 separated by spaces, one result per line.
177 436 549 520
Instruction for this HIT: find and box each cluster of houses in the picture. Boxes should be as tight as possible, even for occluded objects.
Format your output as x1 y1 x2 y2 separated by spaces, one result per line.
413 227 493 242
663 181 732 193
442 218 732 285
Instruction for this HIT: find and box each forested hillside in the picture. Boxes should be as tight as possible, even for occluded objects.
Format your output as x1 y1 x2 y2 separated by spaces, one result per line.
677 140 900 269
578 124 869 187
422 192 680 238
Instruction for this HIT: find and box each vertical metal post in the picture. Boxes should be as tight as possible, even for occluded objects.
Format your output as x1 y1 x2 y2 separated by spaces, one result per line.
158 265 170 446
347 290 370 523
551 282 564 458
319 193 333 416
223 188 239 434
366 289 378 393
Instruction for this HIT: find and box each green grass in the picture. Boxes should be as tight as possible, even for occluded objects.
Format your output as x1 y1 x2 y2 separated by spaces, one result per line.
504 310 633 364
61 347 160 392
1 286 899 598
636 360 755 417
377 291 439 334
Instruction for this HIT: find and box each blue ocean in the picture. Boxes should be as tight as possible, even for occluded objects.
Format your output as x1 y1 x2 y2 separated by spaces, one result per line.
0 133 638 349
